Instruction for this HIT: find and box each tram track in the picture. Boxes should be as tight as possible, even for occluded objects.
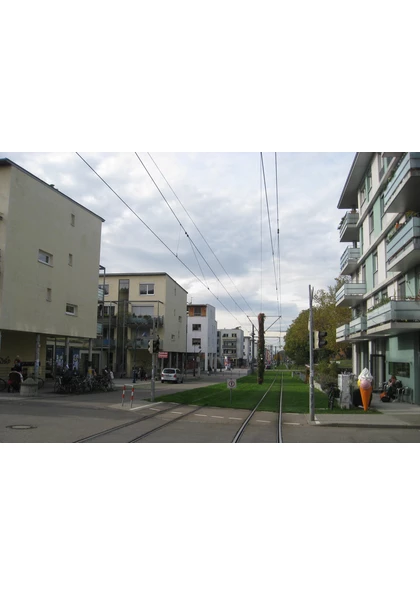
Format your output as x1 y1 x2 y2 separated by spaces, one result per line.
74 373 285 443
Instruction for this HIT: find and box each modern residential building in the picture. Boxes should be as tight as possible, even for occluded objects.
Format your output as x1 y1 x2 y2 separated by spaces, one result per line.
217 327 245 368
336 152 420 404
98 272 188 376
0 158 104 380
186 303 217 373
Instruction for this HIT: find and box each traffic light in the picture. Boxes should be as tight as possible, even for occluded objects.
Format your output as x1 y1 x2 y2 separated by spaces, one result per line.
314 331 328 349
153 337 160 353
148 340 153 354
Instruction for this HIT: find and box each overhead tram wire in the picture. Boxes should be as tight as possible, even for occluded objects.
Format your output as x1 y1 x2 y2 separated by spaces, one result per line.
275 152 283 346
75 152 246 328
146 152 259 321
260 152 278 295
134 152 256 328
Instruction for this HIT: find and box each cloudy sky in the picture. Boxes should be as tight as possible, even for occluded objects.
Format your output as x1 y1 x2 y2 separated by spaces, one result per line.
0 151 355 343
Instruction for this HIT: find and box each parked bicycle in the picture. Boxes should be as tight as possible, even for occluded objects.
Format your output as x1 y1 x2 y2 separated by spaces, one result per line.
327 383 340 410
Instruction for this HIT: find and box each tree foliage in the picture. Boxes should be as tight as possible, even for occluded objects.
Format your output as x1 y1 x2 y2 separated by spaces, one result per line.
284 280 352 364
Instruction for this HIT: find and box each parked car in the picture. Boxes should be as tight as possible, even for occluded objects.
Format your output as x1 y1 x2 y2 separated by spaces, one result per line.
161 368 183 384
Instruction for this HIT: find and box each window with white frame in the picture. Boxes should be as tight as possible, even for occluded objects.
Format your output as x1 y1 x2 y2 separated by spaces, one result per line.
369 211 374 239
192 338 201 347
192 324 201 331
38 249 53 265
140 283 154 295
66 303 78 316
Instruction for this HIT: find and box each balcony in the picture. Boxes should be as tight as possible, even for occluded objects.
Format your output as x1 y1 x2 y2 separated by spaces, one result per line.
383 152 420 213
98 287 104 301
336 324 349 342
126 315 164 328
366 299 420 337
340 246 360 275
338 211 359 242
386 216 420 273
336 282 366 307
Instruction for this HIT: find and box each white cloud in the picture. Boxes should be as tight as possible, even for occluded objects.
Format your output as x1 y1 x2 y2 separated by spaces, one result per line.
1 150 355 342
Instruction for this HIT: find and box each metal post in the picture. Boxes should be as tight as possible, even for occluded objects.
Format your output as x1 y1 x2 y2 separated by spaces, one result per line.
88 338 93 376
251 324 255 373
34 333 41 384
309 285 315 422
151 316 156 402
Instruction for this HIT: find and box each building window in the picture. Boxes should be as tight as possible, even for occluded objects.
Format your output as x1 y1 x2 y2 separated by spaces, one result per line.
68 253 73 266
132 305 154 316
46 288 52 302
99 284 110 295
378 154 392 181
66 303 78 316
398 279 406 300
192 338 201 347
119 279 129 291
178 316 182 323
104 305 116 316
369 211 374 239
71 214 75 226
366 168 372 199
140 283 154 295
194 306 202 316
373 252 378 288
361 264 366 283
192 324 202 331
38 249 53 266
171 334 176 341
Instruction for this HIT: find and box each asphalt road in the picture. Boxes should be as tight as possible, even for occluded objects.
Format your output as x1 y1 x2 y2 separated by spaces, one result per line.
2 370 420 443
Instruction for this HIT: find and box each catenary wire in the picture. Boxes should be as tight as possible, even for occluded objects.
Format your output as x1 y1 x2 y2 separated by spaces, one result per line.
146 152 259 320
134 152 256 328
76 152 247 327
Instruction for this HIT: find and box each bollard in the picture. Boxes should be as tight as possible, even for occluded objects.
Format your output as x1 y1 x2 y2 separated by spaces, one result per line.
121 385 126 406
130 385 134 408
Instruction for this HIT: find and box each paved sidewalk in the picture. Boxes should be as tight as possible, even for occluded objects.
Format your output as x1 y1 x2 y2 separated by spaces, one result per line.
309 392 420 429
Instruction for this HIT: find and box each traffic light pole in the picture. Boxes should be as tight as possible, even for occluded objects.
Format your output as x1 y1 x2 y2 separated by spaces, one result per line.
309 285 315 422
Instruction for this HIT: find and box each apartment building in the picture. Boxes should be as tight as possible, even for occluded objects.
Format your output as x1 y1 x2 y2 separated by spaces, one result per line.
98 272 188 375
217 327 245 368
0 158 104 379
186 303 217 373
336 152 420 404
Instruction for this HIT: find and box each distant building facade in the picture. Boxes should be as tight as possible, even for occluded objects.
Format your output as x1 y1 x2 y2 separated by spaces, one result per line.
217 327 245 367
187 303 217 373
98 272 188 375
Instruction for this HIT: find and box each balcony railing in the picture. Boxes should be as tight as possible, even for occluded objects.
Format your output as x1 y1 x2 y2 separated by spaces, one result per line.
383 152 420 213
126 315 164 327
367 299 420 329
340 246 360 275
338 211 359 242
93 338 116 349
349 316 367 335
336 282 366 307
386 216 420 273
336 324 349 341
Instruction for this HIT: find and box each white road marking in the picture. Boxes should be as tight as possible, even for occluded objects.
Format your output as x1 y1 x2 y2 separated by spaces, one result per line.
194 414 208 417
130 403 164 411
211 415 225 419
229 417 243 420
256 420 270 424
283 422 300 426
171 411 184 415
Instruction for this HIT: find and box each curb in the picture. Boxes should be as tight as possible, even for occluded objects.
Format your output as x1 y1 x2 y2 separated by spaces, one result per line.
311 422 420 429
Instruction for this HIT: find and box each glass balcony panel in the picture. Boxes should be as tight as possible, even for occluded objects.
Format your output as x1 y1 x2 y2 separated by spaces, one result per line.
349 316 367 334
340 246 360 275
383 153 420 213
336 324 349 341
386 217 420 273
339 212 359 242
367 300 420 329
336 283 367 307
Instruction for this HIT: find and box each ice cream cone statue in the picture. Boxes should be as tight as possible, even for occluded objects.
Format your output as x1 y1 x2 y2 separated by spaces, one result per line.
357 368 374 411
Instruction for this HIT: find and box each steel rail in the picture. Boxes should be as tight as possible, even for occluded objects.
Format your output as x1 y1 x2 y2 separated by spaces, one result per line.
129 405 207 442
231 376 278 443
278 373 284 443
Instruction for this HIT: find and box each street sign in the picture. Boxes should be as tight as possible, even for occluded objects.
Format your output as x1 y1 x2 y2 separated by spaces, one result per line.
158 352 168 359
227 379 237 389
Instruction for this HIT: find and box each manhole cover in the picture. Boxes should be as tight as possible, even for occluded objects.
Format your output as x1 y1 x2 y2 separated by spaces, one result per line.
7 425 37 430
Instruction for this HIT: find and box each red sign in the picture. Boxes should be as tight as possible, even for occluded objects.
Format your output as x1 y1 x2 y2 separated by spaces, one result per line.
158 352 168 358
